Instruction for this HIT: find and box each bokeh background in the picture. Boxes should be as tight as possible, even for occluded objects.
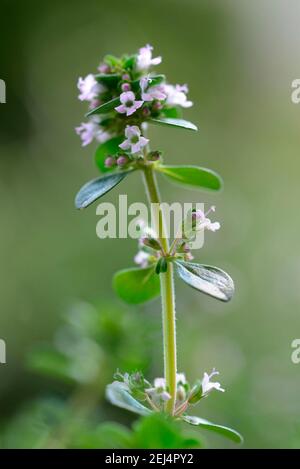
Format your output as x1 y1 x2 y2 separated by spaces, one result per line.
1 0 300 448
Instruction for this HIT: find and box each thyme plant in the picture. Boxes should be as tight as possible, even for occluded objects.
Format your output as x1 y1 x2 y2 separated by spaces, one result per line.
75 45 242 444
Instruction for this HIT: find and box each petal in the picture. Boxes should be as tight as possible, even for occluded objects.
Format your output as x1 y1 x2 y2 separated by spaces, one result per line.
115 104 126 114
151 56 162 65
119 139 130 150
139 136 149 147
120 91 135 103
126 125 141 138
126 106 138 116
131 142 141 154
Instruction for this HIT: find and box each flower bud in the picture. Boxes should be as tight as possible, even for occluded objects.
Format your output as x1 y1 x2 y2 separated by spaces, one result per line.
98 63 111 73
117 155 129 166
104 156 116 168
121 82 131 92
122 73 130 81
142 107 151 117
141 236 162 251
152 101 163 111
147 150 161 161
176 384 186 402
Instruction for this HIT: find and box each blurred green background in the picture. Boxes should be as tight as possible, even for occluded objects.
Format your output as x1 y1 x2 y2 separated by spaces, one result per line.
1 0 300 448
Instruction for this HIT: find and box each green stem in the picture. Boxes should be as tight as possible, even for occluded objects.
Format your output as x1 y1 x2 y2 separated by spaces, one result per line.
142 165 177 415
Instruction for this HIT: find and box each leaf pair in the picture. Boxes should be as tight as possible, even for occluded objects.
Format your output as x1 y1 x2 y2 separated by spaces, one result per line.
113 261 234 305
106 381 243 444
75 162 222 210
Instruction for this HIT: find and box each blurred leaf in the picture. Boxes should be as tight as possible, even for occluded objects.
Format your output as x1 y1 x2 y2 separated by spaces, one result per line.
75 171 131 209
182 415 243 444
157 165 222 191
27 347 74 384
86 97 120 117
95 136 123 173
104 55 122 68
71 422 133 449
113 266 160 304
149 117 198 131
2 399 66 449
106 381 151 416
123 55 136 70
175 261 234 302
95 74 120 86
132 413 201 449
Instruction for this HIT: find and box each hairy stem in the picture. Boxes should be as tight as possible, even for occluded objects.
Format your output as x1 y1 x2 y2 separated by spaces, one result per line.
142 165 177 415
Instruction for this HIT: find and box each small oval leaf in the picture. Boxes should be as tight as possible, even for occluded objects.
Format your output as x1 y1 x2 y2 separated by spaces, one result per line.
95 136 124 173
157 165 222 191
175 261 234 302
149 117 198 131
113 266 160 304
86 96 121 117
106 381 152 417
75 171 130 209
182 415 243 444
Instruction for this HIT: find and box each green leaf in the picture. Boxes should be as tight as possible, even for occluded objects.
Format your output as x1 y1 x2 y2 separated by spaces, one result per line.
132 413 201 449
162 107 182 118
95 136 123 173
155 257 168 274
86 96 120 117
113 266 160 304
75 171 131 209
149 117 198 131
106 381 152 417
175 261 234 302
104 54 122 68
157 165 222 191
123 55 137 70
95 73 120 86
182 415 243 444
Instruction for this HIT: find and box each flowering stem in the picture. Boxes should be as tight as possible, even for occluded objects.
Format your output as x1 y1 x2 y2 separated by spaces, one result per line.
142 165 177 415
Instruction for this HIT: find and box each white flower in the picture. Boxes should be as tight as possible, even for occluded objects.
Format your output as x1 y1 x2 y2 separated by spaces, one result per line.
201 369 225 396
140 76 166 102
115 91 143 116
75 118 111 147
134 250 150 268
153 373 186 389
136 44 162 71
119 125 149 154
77 74 104 101
163 83 193 108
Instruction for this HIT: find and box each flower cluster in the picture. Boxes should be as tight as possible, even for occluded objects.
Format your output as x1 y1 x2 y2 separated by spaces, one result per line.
133 206 220 270
114 369 224 416
75 44 193 161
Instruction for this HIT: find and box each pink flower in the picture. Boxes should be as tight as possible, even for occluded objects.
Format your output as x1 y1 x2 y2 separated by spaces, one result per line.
115 91 143 116
140 76 166 102
163 83 193 108
119 126 149 154
136 44 162 71
193 206 220 232
75 120 111 147
77 74 104 101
